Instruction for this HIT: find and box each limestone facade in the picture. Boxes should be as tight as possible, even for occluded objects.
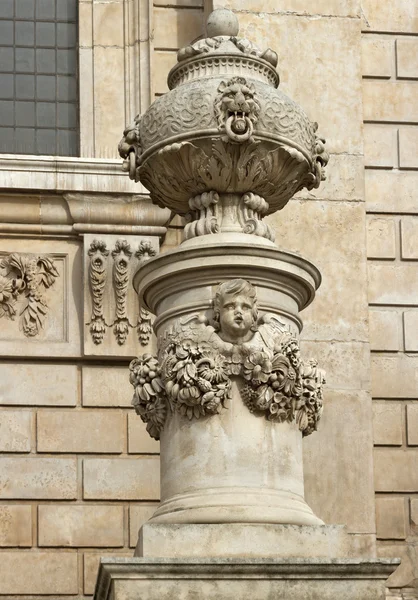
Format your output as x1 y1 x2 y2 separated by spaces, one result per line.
0 0 417 598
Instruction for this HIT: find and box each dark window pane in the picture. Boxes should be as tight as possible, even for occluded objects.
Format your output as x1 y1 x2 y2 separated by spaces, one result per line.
0 21 14 45
36 74 55 100
57 75 76 101
15 100 35 126
57 102 76 128
0 127 15 152
36 0 55 20
16 0 35 19
57 0 76 21
15 20 35 46
16 48 35 72
36 48 55 73
0 100 14 126
36 101 55 127
57 49 75 74
36 128 55 154
57 23 76 48
15 127 36 153
0 48 14 72
0 74 14 100
15 74 35 99
0 0 14 19
36 21 55 47
57 128 77 155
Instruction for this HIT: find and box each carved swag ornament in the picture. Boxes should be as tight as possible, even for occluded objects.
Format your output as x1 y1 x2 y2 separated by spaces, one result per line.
129 279 325 441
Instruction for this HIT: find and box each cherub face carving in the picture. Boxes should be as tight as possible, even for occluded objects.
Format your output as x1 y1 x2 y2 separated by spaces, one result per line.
214 279 258 344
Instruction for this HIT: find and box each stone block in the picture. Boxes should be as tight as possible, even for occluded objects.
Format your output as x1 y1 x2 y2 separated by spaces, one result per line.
94 557 398 600
303 390 375 534
377 543 418 588
83 234 159 357
0 363 78 406
83 457 160 500
372 402 403 446
366 170 418 213
216 0 361 17
0 238 82 357
0 457 77 499
138 523 366 559
269 201 369 343
363 81 418 122
375 497 406 539
93 47 126 159
371 355 418 398
400 216 418 259
361 0 418 34
37 409 125 454
237 15 362 154
396 39 418 79
155 0 203 4
366 217 397 260
368 263 418 305
0 551 78 595
38 504 124 547
93 1 124 47
79 47 95 157
406 404 418 445
399 128 418 169
79 1 93 48
0 504 32 546
362 38 393 78
411 499 418 527
82 366 132 407
84 551 133 595
374 448 418 491
295 155 363 202
128 413 160 454
154 7 204 49
403 310 418 351
364 125 397 168
154 51 178 95
369 310 400 351
0 410 32 452
130 503 159 547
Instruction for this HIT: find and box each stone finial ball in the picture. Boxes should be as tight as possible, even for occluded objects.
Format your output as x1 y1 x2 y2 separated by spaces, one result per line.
206 9 239 37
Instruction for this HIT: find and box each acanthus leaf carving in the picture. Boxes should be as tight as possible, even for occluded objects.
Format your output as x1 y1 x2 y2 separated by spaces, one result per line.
87 239 109 345
112 239 133 345
0 252 59 337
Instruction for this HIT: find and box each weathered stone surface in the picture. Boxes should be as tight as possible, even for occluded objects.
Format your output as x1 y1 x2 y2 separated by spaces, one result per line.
411 499 418 527
0 551 78 594
364 125 397 169
84 552 132 595
0 457 77 499
38 504 124 547
366 170 418 213
362 38 393 78
399 128 418 169
154 51 178 95
217 0 361 17
0 363 78 406
82 366 132 407
361 0 418 34
368 263 418 305
371 355 418 398
303 390 375 534
367 216 397 259
0 504 32 546
0 410 32 452
83 458 160 500
369 310 400 351
400 217 418 259
374 448 418 491
396 38 418 79
377 544 418 588
154 7 204 49
128 413 160 454
363 81 418 122
37 410 125 453
403 310 418 351
406 404 418 446
372 402 403 446
79 1 93 48
93 1 124 47
130 504 159 547
376 497 406 539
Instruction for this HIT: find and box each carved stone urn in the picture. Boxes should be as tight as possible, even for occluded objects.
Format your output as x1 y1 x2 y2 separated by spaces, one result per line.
120 9 329 529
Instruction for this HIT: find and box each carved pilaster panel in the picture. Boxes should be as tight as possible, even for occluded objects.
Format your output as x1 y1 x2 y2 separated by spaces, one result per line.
83 234 159 357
